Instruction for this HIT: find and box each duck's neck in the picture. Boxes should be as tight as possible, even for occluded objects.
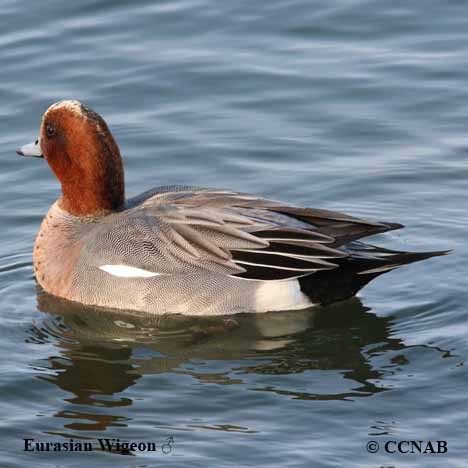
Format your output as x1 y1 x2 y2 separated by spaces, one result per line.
59 176 125 217
57 152 125 217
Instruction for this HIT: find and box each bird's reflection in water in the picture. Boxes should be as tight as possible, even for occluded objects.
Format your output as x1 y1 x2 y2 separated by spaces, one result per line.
28 290 411 435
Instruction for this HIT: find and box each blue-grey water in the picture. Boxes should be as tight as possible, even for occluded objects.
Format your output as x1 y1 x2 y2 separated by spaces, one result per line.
1 1 467 467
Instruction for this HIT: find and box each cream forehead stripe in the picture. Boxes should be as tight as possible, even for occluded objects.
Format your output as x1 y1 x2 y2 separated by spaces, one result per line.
43 100 88 124
99 265 163 278
43 100 105 133
47 100 84 116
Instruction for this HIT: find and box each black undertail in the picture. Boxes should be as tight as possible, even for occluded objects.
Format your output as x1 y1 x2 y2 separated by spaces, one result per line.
298 247 449 305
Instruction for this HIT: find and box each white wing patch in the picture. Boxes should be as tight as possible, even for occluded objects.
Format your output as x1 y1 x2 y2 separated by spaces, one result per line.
99 264 163 278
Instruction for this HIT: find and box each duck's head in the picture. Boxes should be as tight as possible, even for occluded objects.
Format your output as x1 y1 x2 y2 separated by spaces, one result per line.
17 100 125 217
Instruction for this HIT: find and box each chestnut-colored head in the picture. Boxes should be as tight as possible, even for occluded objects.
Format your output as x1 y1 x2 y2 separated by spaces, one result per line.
37 100 125 216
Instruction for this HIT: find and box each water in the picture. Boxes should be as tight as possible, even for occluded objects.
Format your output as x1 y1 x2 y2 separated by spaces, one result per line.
1 0 467 466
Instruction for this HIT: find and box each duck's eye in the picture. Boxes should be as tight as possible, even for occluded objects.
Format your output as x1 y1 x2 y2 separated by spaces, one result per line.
46 124 56 138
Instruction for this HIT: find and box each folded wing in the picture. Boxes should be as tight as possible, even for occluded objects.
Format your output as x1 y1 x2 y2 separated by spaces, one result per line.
85 187 402 280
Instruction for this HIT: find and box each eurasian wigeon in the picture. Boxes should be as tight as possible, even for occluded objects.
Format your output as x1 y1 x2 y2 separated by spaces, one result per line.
17 100 447 315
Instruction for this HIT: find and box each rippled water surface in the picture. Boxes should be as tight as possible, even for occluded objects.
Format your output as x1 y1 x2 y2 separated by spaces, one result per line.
1 1 467 467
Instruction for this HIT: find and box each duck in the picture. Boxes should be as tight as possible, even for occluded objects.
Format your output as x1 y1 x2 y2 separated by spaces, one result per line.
17 100 447 315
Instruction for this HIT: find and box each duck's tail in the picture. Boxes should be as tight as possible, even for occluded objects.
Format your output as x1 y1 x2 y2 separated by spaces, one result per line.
298 245 449 305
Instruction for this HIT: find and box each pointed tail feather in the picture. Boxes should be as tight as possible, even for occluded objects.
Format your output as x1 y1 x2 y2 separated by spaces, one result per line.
299 248 450 305
358 249 450 275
